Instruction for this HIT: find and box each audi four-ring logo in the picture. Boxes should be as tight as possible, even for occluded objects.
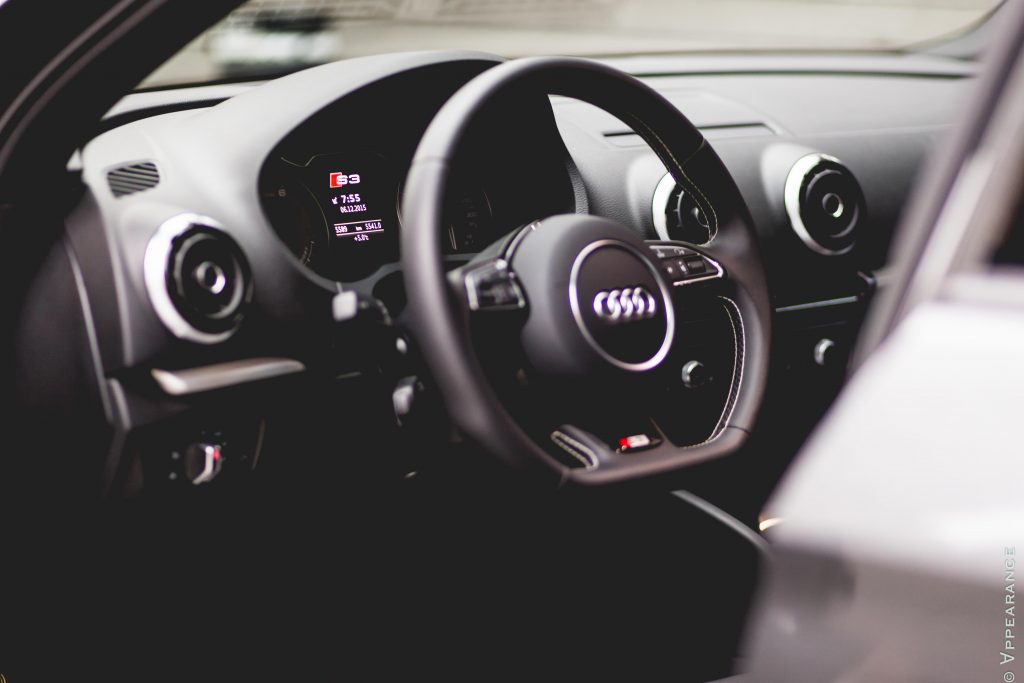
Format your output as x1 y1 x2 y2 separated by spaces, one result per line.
592 286 658 322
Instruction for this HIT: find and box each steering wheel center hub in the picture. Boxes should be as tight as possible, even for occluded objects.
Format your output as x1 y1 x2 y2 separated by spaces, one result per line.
510 215 675 376
569 240 674 371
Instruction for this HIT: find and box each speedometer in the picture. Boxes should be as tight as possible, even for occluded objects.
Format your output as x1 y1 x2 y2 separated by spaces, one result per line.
397 178 495 254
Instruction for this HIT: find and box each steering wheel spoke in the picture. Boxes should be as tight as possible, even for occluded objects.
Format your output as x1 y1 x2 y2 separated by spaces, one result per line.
546 419 747 485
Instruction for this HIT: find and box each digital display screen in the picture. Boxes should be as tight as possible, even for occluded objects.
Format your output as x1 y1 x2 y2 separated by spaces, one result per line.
302 151 397 279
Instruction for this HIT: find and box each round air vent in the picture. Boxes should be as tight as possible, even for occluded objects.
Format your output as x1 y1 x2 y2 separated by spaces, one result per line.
784 154 864 255
652 173 715 245
144 214 251 344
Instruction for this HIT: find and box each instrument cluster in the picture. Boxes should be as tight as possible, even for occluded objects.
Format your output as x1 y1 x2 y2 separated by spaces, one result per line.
260 149 494 281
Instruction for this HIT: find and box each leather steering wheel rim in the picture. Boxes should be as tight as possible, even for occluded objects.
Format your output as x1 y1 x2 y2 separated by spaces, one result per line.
401 57 771 486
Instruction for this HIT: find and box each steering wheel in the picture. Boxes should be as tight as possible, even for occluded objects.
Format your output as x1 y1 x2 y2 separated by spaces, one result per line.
401 58 771 486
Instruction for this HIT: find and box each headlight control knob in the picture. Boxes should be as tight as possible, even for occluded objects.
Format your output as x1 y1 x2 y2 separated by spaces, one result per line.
183 442 224 486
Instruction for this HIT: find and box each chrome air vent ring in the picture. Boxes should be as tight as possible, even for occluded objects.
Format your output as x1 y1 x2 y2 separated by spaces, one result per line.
652 172 715 245
784 153 865 256
144 214 251 344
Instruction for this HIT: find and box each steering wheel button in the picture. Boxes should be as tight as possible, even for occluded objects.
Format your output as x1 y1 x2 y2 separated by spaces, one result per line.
683 256 707 274
483 281 522 307
617 434 656 452
662 261 682 280
465 259 525 311
485 284 514 306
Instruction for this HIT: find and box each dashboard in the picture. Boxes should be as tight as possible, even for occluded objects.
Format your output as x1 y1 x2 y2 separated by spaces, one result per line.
28 50 972 496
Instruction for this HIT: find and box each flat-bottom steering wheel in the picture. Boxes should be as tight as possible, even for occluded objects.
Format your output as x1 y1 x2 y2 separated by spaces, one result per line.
401 57 771 486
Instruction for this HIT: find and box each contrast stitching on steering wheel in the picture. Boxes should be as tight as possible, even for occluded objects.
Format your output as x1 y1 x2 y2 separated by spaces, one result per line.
550 430 599 470
626 115 720 241
710 296 745 439
673 295 744 450
673 170 720 243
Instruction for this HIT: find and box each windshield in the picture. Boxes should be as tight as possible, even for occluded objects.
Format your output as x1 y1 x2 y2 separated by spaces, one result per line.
142 0 1001 88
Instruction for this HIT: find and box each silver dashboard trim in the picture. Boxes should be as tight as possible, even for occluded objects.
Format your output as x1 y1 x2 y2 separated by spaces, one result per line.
775 295 859 313
151 357 306 396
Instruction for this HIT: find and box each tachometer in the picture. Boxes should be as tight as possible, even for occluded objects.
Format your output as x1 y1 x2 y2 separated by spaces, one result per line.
260 164 325 270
